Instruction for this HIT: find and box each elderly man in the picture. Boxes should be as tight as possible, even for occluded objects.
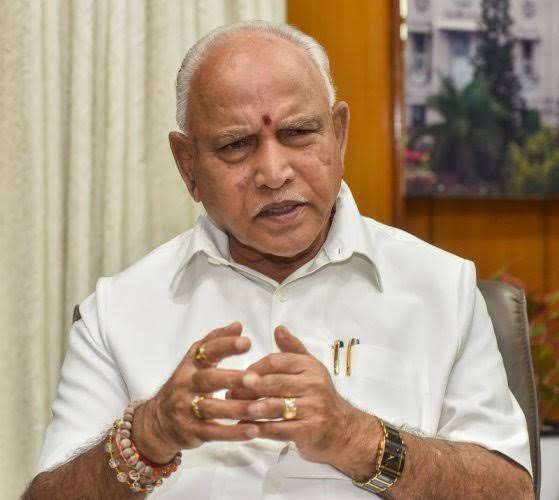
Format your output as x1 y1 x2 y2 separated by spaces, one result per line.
26 21 534 499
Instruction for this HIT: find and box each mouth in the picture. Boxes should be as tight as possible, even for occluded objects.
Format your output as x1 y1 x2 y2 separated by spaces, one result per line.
256 200 307 222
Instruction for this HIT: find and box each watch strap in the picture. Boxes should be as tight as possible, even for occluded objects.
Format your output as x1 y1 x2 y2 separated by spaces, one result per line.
352 419 406 494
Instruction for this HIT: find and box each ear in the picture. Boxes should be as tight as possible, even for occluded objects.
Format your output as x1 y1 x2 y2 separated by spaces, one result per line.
331 101 350 162
169 131 200 202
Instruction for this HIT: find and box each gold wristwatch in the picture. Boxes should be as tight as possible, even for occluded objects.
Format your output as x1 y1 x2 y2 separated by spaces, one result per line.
352 419 406 494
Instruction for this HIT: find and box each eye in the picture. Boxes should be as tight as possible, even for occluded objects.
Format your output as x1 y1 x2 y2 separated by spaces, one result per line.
222 138 250 151
281 128 317 145
217 136 255 163
286 128 312 137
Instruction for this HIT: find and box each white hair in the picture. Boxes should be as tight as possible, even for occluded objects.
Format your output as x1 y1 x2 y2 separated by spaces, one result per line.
175 20 336 134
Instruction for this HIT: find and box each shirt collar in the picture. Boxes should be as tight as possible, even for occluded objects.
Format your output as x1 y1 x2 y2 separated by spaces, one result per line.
319 181 383 291
170 180 383 294
172 213 230 276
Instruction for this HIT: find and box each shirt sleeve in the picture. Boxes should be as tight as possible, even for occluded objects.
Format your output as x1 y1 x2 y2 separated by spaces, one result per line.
36 278 129 472
436 259 532 476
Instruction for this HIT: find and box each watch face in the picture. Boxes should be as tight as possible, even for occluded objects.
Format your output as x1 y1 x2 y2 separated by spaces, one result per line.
384 444 404 475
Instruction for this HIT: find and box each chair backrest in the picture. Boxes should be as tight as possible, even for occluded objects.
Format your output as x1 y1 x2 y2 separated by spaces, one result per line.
478 279 540 498
72 304 81 323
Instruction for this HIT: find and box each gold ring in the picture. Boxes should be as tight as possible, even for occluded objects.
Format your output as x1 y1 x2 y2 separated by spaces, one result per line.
283 397 297 420
195 344 208 361
191 395 205 419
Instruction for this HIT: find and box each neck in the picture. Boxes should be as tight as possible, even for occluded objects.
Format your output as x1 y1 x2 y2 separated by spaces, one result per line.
229 216 333 284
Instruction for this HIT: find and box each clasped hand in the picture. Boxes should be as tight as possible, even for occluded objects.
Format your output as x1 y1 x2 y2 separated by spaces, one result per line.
134 323 376 474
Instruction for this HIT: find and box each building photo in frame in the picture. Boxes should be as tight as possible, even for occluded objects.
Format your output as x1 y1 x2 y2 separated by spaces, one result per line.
405 0 559 197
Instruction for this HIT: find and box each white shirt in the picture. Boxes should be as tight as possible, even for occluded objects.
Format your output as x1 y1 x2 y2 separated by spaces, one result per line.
37 182 531 499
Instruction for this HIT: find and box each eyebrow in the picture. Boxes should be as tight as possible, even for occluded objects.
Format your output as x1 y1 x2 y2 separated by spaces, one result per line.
210 115 325 146
212 129 251 146
278 116 324 130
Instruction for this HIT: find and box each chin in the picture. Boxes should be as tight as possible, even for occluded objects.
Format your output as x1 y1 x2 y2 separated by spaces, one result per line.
257 237 318 260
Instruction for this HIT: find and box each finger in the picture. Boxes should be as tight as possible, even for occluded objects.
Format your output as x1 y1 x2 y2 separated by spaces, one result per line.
191 322 243 355
196 398 256 420
191 368 248 393
226 388 261 401
246 352 307 376
253 420 301 442
195 335 251 366
274 325 309 355
198 421 258 442
179 323 243 369
228 367 318 400
205 321 243 341
247 397 307 420
241 373 308 397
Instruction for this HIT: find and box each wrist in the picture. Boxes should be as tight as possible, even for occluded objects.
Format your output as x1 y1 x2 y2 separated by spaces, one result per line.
132 400 179 464
332 411 383 481
352 418 407 494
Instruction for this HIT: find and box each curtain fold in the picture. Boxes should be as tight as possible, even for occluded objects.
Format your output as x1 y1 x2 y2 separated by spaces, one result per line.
0 1 285 495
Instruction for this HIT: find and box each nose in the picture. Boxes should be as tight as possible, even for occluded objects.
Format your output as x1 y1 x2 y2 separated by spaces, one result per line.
253 140 294 189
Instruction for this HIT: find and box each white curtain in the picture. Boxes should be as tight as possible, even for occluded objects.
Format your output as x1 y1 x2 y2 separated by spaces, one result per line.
0 0 285 495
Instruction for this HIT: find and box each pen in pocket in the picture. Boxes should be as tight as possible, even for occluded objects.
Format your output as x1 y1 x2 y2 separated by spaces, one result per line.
331 339 344 375
346 337 360 376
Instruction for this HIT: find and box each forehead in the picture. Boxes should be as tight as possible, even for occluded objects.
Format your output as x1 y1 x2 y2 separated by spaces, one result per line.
188 34 330 134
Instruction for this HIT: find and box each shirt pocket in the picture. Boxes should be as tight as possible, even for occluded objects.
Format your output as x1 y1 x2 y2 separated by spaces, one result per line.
263 443 375 500
332 343 430 430
262 343 430 500
263 443 384 500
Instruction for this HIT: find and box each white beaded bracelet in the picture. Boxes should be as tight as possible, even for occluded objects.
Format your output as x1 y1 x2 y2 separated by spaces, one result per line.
106 402 182 493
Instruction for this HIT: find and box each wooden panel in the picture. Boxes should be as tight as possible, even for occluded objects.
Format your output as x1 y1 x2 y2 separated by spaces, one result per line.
403 199 432 242
288 0 395 224
549 200 559 291
431 200 546 291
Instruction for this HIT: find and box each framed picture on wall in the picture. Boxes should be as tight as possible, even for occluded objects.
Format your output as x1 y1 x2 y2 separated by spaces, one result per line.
404 0 559 198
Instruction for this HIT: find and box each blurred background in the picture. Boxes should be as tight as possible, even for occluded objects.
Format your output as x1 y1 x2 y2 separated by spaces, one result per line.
0 0 557 498
405 0 559 198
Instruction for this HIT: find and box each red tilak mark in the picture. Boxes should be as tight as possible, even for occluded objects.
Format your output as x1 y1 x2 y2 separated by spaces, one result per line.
262 114 272 126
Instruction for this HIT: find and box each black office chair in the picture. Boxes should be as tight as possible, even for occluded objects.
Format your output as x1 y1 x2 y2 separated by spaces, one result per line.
478 279 541 498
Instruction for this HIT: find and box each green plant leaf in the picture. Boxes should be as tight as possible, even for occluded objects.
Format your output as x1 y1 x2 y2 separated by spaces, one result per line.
542 386 555 403
531 324 546 337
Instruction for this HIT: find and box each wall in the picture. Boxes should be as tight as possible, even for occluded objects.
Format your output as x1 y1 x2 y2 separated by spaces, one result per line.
288 0 559 293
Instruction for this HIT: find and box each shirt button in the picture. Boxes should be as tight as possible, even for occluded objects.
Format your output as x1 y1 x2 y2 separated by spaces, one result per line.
269 478 282 493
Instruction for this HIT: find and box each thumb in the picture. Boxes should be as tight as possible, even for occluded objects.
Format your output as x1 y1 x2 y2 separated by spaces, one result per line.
274 325 308 354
